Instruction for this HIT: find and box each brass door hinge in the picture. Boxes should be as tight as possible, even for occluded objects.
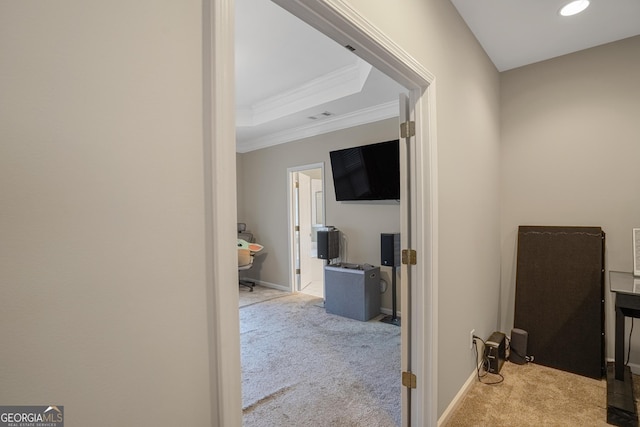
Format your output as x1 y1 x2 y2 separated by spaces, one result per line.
295 268 301 274
402 371 417 389
400 121 415 138
402 249 417 265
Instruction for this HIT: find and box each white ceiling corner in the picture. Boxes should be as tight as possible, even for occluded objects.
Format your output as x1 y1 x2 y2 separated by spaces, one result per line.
450 0 640 72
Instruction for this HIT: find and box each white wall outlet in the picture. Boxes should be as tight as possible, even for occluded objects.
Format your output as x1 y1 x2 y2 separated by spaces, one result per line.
470 329 475 349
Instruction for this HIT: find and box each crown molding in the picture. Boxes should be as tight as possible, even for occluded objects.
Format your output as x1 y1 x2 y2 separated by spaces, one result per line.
236 59 372 127
236 99 398 153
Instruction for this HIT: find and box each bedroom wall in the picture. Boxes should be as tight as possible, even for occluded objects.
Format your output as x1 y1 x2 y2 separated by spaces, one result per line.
237 118 401 312
237 153 246 220
0 1 214 425
500 35 640 364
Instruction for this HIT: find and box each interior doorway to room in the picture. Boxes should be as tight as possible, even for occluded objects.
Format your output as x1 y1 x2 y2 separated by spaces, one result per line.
288 164 326 298
229 0 436 425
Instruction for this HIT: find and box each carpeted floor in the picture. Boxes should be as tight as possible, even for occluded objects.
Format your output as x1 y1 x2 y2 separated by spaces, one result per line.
443 360 640 426
239 286 401 427
240 287 640 426
238 284 290 308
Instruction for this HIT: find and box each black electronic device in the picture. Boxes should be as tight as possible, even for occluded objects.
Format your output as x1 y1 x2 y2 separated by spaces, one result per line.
380 233 401 327
485 331 506 374
317 229 340 260
381 233 401 267
329 140 400 201
509 328 528 365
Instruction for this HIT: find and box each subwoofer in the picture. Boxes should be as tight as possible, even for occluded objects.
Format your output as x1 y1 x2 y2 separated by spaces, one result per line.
381 233 400 267
510 328 528 365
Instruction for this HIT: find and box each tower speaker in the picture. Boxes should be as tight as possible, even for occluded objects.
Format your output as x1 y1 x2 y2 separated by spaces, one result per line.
317 229 339 260
509 328 528 365
381 233 400 267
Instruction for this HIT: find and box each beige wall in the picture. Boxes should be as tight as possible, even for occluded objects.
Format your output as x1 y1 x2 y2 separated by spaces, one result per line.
0 1 213 425
237 153 246 219
238 118 402 311
346 1 502 416
500 36 640 363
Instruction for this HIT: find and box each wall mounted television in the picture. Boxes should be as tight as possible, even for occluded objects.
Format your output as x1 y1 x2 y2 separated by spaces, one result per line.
329 139 400 201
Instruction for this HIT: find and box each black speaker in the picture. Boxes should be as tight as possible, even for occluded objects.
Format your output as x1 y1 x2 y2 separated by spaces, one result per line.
318 229 339 260
510 328 528 365
381 233 400 267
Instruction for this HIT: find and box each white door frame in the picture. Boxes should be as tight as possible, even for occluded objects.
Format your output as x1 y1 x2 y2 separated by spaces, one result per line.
205 0 439 425
203 1 243 426
287 162 326 293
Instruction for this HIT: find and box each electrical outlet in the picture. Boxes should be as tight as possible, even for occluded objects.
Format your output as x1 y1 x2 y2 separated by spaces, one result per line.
470 329 475 349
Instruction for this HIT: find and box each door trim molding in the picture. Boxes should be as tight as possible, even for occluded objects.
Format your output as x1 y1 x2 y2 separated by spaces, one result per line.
204 0 243 426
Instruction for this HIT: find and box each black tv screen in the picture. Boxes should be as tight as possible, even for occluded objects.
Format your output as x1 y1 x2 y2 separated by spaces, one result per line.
329 140 400 201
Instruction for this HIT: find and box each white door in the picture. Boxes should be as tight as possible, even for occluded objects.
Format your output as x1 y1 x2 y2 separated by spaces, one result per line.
298 172 313 289
292 172 301 290
399 91 415 426
288 164 326 297
298 170 325 297
309 177 324 285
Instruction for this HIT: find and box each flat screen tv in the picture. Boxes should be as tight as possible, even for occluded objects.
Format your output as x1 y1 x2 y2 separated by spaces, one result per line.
329 139 400 201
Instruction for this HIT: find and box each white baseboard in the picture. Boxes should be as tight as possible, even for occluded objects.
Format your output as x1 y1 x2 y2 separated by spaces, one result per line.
437 369 477 427
627 362 640 374
380 307 402 317
252 280 290 292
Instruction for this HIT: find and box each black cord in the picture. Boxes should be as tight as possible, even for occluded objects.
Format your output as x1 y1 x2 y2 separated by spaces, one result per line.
472 337 488 380
472 336 504 385
505 335 534 363
626 318 634 366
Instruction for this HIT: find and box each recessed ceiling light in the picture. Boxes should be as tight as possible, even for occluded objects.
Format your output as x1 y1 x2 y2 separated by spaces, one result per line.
559 0 590 17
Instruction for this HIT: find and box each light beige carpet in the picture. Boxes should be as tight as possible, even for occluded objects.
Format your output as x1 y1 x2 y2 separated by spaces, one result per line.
240 287 638 426
238 284 289 308
444 361 638 426
239 288 400 427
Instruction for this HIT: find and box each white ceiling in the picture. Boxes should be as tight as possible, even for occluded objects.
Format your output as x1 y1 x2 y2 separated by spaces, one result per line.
234 0 406 153
451 0 640 72
235 0 640 153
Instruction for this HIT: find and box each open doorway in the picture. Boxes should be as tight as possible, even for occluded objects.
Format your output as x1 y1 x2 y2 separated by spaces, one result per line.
288 164 326 298
215 0 438 425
